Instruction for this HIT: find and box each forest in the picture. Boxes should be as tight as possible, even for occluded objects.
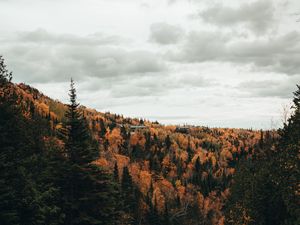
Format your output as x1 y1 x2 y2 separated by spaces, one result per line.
0 55 299 225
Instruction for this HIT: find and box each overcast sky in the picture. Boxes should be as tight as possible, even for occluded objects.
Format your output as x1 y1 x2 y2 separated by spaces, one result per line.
0 0 299 128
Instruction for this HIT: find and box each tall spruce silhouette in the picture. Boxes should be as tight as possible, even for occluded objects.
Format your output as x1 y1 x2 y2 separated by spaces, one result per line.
62 79 120 225
64 78 98 164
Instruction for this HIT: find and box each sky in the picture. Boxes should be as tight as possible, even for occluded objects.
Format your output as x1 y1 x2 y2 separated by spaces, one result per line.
0 0 299 129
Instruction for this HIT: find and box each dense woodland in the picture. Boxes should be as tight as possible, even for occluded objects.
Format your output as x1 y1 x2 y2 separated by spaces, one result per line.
0 56 299 225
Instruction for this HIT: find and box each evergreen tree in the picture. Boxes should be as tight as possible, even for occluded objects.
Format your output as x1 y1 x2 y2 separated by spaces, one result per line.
163 202 171 225
0 58 64 225
0 56 12 85
225 85 300 225
146 197 161 225
99 118 106 138
62 79 120 225
121 166 138 224
64 78 99 165
165 135 172 150
195 156 201 173
186 137 193 163
114 162 119 182
276 85 300 224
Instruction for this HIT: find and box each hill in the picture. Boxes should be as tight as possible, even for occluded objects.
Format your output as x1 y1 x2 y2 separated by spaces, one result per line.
6 81 271 224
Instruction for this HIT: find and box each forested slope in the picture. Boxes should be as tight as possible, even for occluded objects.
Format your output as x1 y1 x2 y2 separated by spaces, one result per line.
3 82 267 224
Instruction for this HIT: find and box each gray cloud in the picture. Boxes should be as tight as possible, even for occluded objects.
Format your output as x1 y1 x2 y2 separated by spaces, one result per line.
108 73 213 98
168 31 228 62
150 23 184 45
78 71 215 99
13 28 125 46
239 76 300 98
1 29 166 83
169 30 300 75
198 0 275 35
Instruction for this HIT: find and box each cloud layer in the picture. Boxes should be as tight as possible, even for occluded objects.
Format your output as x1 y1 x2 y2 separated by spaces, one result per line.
0 0 298 128
199 1 276 35
169 30 300 75
150 23 184 45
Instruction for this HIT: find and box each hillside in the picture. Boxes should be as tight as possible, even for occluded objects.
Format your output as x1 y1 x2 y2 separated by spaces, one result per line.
8 81 272 224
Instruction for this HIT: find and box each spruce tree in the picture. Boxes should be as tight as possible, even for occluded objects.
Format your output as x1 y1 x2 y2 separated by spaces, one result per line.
121 166 138 224
62 79 120 225
225 85 300 225
276 85 300 224
0 58 63 225
114 162 119 182
64 78 99 165
163 202 171 225
165 135 172 150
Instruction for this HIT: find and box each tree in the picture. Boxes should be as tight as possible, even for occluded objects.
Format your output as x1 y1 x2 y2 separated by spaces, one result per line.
64 78 99 165
0 56 12 85
165 135 172 150
121 166 138 224
186 137 193 163
225 85 300 225
114 162 119 182
62 79 120 225
146 197 161 225
0 58 64 225
276 85 300 224
163 202 171 225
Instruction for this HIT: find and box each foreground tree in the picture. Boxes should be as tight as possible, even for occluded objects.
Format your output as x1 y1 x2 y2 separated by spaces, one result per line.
276 85 300 225
225 85 300 225
121 166 139 225
62 79 120 225
0 57 64 225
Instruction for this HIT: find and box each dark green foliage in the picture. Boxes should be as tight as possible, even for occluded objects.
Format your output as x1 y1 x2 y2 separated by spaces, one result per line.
165 135 172 150
0 60 121 225
64 79 99 165
121 166 139 224
163 202 171 225
61 79 121 225
0 56 12 84
186 138 193 163
225 158 287 225
99 119 107 137
114 162 119 182
276 85 300 225
0 64 64 225
146 198 161 225
225 85 300 225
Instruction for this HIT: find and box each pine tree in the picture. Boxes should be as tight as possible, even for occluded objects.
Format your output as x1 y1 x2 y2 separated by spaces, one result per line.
193 156 202 186
163 202 171 225
186 137 193 163
276 85 300 224
121 166 138 224
0 58 64 225
0 56 12 85
225 85 300 225
165 135 172 150
62 79 120 225
114 162 119 182
195 156 201 173
146 196 161 225
64 78 99 165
